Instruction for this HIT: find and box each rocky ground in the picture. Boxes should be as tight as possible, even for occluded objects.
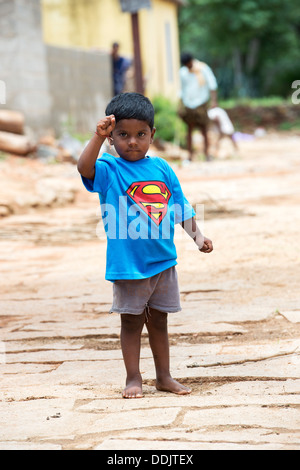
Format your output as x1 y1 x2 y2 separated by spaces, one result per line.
0 131 299 450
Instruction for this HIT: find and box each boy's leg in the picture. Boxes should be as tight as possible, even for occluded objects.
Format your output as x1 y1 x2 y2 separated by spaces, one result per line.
145 308 191 395
120 313 145 398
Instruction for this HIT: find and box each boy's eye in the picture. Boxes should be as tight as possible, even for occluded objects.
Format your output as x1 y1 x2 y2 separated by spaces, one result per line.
138 132 146 137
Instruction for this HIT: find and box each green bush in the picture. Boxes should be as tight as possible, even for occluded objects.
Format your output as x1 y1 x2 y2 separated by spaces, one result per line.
152 96 187 147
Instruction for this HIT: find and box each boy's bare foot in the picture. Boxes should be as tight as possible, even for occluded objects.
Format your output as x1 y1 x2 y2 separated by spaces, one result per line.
122 379 143 399
156 377 191 395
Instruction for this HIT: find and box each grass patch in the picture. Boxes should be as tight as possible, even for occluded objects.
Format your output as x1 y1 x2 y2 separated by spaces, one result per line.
220 96 288 109
0 152 8 161
279 120 300 131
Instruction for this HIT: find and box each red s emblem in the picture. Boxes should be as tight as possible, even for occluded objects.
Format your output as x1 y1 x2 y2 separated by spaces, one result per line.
126 181 172 226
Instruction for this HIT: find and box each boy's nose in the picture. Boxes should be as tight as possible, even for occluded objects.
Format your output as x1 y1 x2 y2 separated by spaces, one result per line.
128 137 137 147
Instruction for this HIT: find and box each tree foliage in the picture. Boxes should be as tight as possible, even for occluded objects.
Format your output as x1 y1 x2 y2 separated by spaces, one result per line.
179 0 300 98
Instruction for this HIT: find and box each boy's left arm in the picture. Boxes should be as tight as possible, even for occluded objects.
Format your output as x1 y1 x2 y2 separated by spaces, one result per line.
180 217 213 253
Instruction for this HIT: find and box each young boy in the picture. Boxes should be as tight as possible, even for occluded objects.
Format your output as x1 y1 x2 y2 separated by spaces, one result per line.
77 93 213 399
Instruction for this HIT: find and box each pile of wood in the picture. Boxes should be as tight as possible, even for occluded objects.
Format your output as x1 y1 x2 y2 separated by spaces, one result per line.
0 110 83 163
0 110 36 156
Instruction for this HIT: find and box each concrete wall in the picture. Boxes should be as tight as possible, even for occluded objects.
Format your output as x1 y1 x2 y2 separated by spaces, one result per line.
42 0 181 100
46 45 112 134
0 0 52 131
0 0 112 135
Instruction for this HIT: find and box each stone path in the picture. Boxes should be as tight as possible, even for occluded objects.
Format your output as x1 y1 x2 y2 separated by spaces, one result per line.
0 133 300 450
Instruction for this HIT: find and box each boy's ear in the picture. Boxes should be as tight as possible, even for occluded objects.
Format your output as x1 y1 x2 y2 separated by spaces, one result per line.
107 134 114 146
150 127 156 142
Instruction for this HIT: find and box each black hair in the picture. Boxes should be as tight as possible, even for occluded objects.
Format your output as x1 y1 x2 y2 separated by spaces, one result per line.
105 92 155 130
181 52 194 66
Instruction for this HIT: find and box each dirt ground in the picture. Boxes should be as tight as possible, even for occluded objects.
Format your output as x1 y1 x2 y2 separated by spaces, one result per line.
0 131 300 450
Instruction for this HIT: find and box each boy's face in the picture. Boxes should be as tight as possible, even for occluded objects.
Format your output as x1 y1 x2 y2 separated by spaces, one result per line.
109 119 156 162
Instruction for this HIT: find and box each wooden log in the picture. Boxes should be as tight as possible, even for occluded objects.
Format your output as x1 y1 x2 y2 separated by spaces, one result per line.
0 110 24 135
0 131 36 156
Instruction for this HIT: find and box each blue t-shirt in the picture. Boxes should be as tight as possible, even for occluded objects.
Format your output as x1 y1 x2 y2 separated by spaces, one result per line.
82 153 195 281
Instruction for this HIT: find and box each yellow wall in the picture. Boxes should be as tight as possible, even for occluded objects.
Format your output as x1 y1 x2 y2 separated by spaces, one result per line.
41 0 181 99
140 1 180 98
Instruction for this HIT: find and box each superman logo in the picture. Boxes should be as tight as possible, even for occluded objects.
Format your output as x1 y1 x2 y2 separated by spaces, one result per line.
126 181 172 226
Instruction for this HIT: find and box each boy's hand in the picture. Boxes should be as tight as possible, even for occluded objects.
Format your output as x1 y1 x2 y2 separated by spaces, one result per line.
96 115 116 137
199 237 213 253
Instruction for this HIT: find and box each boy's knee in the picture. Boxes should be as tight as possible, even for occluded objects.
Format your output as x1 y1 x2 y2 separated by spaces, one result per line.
121 313 145 331
148 309 168 328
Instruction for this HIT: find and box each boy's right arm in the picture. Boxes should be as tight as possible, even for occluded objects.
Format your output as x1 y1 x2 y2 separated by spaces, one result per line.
77 115 116 180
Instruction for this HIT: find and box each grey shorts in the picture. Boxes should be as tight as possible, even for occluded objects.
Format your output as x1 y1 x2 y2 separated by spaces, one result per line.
110 266 182 315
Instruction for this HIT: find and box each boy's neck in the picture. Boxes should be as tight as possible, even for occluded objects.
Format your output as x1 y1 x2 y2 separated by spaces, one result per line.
118 155 148 162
